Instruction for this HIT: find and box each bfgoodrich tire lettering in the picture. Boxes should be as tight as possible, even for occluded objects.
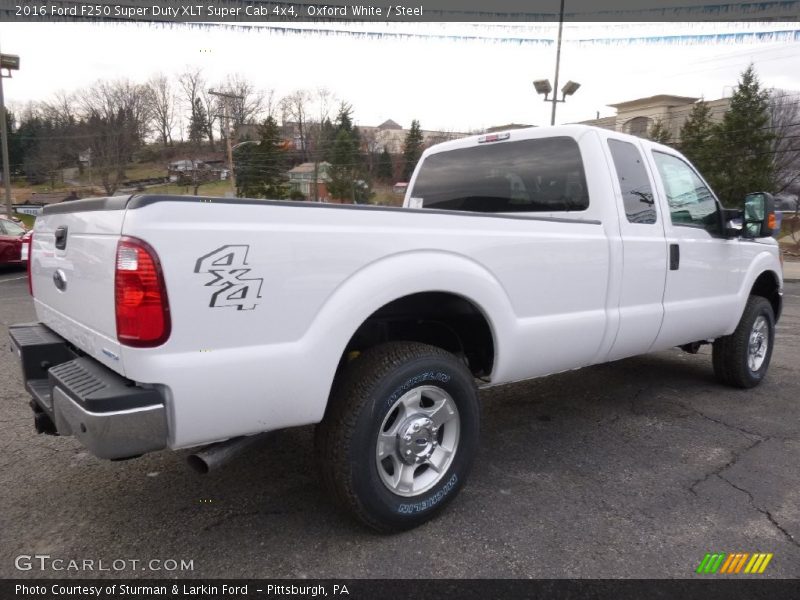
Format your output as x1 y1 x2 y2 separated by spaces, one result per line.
712 295 775 389
315 342 480 532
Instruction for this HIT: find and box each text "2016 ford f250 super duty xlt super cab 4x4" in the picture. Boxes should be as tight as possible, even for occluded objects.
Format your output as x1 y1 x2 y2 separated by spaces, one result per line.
10 125 782 531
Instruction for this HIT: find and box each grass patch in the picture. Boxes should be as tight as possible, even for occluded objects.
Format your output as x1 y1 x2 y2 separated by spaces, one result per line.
144 179 233 197
14 213 36 228
123 164 168 181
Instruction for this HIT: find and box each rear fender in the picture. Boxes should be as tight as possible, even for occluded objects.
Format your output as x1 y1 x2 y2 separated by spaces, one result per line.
302 250 515 407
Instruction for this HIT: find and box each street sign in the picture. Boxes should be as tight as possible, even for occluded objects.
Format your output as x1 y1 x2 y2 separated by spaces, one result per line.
0 54 20 71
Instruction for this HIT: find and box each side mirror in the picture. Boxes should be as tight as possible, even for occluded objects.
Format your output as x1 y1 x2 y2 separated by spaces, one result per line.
721 208 743 238
743 192 777 238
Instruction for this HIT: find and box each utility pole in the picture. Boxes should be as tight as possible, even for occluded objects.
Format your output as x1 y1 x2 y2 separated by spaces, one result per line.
208 89 243 196
551 0 565 126
0 53 20 217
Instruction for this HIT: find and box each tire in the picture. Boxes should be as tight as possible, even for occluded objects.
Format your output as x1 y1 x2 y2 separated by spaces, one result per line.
712 295 775 389
315 341 480 532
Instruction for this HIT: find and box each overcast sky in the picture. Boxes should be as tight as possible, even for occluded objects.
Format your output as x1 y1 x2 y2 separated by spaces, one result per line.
1 21 798 132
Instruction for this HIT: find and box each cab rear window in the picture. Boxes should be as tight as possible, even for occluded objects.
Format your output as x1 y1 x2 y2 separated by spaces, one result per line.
410 137 589 213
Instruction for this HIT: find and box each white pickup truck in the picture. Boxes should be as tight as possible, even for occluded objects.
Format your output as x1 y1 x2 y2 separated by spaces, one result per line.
11 125 783 531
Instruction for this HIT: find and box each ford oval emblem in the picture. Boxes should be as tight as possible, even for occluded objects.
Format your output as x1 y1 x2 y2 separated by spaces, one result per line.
53 269 67 291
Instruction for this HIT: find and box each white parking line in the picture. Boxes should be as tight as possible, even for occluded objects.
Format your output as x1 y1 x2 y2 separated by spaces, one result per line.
0 276 26 283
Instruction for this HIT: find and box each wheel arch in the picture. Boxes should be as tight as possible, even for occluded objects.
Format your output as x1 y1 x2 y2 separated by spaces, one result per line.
749 269 782 322
340 291 497 379
302 250 515 416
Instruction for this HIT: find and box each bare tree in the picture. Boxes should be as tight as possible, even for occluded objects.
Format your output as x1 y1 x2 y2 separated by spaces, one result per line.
178 67 203 120
80 79 151 194
220 73 265 130
264 88 278 121
769 89 800 196
179 68 214 150
281 89 311 162
39 91 82 173
201 87 218 152
308 88 335 201
43 91 78 126
360 126 381 177
146 73 177 148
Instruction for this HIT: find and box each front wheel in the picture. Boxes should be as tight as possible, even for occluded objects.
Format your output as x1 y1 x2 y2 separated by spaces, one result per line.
315 342 480 532
712 295 775 389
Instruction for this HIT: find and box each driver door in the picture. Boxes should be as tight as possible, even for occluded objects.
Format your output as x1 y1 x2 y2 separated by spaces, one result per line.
646 150 741 350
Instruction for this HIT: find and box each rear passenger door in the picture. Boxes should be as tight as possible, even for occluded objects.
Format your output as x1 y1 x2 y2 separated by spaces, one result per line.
647 150 740 349
605 138 668 360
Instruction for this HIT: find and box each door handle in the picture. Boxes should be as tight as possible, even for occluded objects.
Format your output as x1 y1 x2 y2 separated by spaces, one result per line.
54 226 68 250
669 243 680 270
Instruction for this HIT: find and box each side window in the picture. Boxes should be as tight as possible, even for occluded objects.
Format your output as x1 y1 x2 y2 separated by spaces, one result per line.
652 151 720 233
410 137 589 213
607 139 656 224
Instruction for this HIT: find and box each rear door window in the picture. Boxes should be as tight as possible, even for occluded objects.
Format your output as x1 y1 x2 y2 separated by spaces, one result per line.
607 139 656 224
411 137 589 213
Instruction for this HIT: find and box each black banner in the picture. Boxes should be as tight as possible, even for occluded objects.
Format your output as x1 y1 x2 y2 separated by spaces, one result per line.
3 579 800 600
2 0 800 23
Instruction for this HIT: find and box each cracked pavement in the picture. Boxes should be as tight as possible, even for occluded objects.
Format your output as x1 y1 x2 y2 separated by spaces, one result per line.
1 270 798 578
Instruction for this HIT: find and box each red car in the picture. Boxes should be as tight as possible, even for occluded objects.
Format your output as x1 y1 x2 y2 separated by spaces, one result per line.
0 215 31 266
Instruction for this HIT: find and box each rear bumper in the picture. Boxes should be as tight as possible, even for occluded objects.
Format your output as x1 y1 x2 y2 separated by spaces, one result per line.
9 323 167 460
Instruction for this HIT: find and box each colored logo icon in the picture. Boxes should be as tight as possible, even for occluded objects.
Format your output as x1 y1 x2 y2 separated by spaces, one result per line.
696 552 773 574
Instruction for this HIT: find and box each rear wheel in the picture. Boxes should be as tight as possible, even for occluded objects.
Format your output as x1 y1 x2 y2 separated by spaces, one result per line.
315 342 480 532
712 295 775 389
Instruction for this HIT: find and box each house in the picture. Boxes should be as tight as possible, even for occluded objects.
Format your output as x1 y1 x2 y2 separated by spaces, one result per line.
29 191 82 205
392 182 408 195
579 94 731 142
168 159 228 183
359 119 470 154
78 149 91 167
287 162 331 200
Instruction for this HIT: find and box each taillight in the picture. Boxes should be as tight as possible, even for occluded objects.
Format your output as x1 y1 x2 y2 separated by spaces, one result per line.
115 236 171 347
25 233 33 296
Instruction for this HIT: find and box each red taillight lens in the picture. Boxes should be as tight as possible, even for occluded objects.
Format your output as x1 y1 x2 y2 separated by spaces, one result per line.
115 237 171 347
25 233 33 296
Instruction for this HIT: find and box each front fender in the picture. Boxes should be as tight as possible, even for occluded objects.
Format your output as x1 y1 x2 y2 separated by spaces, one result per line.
728 247 783 332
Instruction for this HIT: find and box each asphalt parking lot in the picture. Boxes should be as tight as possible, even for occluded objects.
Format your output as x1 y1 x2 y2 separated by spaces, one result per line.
1 269 798 579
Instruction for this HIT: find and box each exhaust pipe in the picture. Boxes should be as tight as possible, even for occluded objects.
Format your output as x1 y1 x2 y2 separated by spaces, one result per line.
187 433 271 474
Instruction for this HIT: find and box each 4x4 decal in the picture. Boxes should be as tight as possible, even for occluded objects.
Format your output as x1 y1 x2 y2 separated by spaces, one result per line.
194 245 263 310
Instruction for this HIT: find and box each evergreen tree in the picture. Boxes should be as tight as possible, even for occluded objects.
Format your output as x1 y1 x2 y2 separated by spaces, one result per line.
377 148 393 182
707 64 775 207
328 103 371 202
234 116 288 199
402 119 424 181
648 118 672 144
679 99 715 177
188 98 207 145
318 118 337 162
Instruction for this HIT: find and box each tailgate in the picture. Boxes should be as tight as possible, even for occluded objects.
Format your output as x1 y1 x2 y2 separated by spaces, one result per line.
31 198 128 375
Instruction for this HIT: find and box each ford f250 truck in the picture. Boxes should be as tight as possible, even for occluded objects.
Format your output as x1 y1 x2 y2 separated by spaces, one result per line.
10 125 783 531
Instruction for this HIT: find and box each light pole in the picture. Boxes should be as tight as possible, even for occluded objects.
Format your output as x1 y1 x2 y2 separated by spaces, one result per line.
533 0 580 125
0 53 20 218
